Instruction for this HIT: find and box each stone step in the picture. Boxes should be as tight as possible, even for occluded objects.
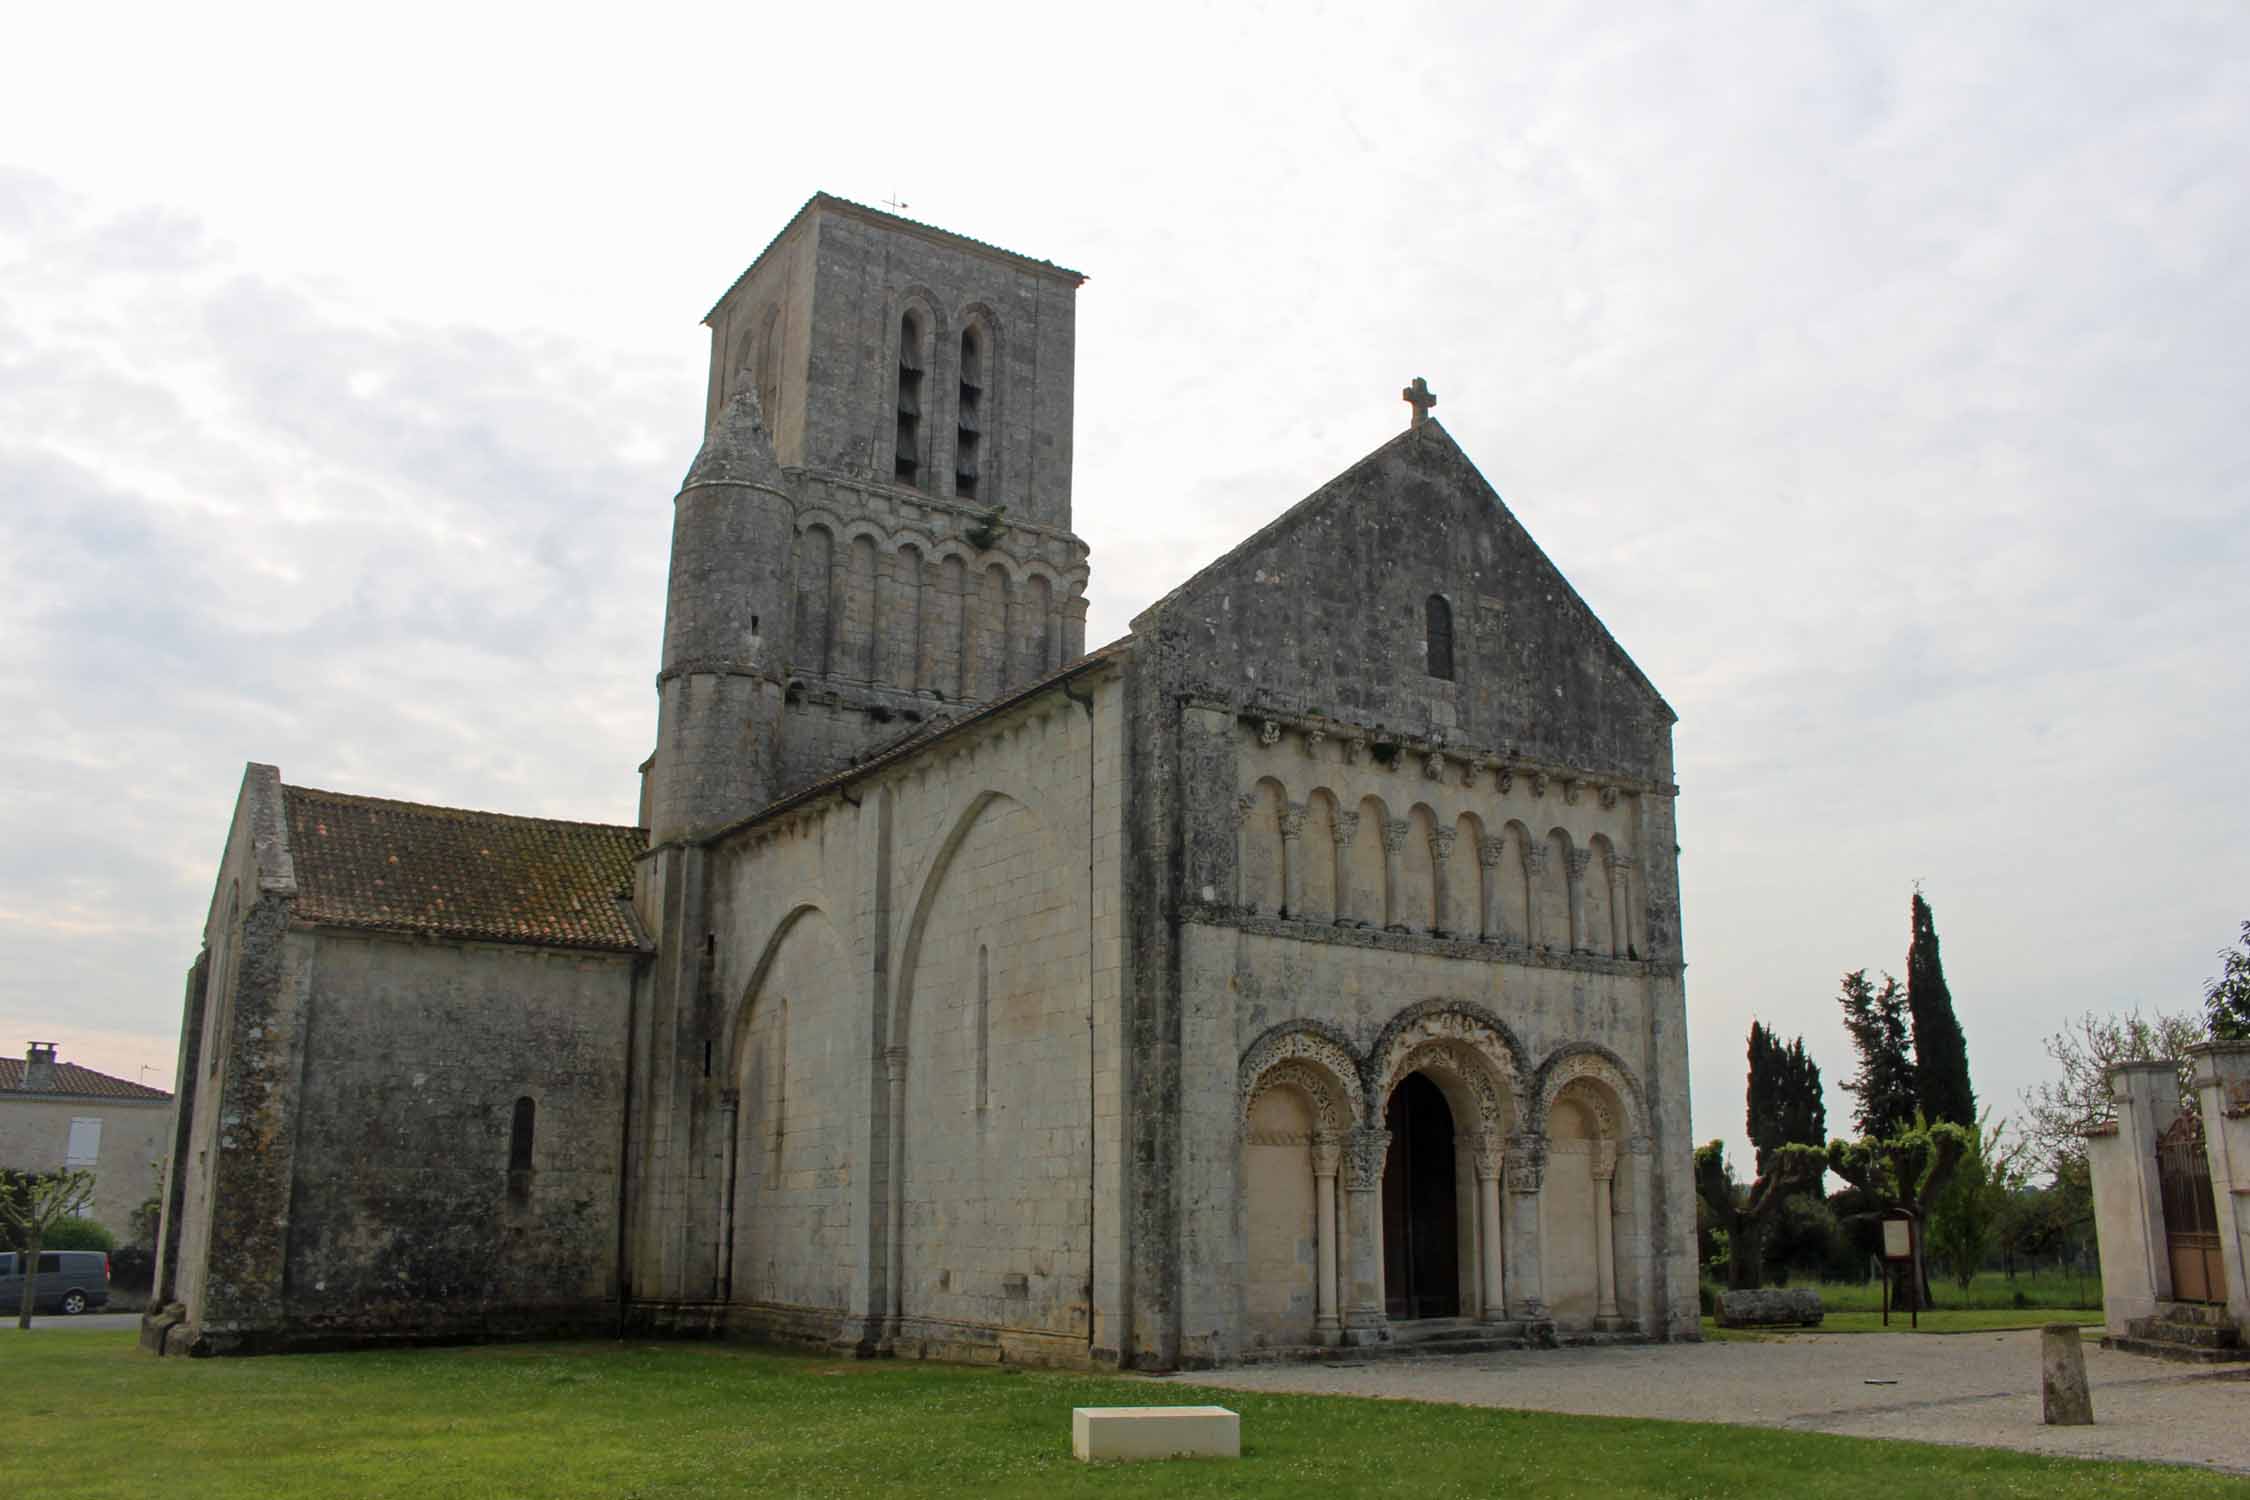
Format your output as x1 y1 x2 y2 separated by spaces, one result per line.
2144 1321 2239 1349
2102 1333 2250 1366
2155 1301 2235 1329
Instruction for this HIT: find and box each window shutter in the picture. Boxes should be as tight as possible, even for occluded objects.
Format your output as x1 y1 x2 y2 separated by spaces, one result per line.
65 1116 102 1167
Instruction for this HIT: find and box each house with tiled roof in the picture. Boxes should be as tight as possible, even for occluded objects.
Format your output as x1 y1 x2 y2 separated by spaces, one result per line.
154 195 1696 1365
2 1042 173 1243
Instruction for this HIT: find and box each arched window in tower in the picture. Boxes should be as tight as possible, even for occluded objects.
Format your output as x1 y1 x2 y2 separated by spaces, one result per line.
955 326 983 500
894 311 924 487
1425 594 1456 681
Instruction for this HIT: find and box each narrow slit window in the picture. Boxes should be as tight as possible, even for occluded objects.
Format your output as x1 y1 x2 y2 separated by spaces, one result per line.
1425 594 1455 681
894 311 923 487
955 327 982 500
975 943 990 1111
509 1096 536 1173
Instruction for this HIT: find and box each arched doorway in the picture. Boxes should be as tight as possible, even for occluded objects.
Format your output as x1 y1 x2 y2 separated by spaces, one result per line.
1382 1072 1460 1319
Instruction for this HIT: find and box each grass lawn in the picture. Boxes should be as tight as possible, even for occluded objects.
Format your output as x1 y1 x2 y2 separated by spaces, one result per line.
3 1332 2237 1499
1809 1270 2100 1314
1701 1310 2104 1339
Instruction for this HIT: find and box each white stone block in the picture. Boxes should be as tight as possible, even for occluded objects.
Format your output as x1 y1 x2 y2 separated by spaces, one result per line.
1071 1405 1240 1462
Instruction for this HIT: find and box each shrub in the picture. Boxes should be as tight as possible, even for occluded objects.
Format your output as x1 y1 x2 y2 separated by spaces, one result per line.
41 1217 115 1252
110 1244 155 1292
1698 1281 1718 1317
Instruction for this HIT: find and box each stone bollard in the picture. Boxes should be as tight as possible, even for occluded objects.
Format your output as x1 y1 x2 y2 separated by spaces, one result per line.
2041 1323 2094 1426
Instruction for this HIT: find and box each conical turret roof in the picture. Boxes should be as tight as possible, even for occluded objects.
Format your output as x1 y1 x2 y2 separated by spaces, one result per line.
680 386 785 491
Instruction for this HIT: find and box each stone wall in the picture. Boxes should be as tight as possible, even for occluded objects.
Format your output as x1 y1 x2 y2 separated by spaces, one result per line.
275 935 635 1343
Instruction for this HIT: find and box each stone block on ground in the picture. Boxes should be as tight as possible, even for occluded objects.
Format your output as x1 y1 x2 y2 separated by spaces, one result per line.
2041 1322 2094 1425
1716 1288 1823 1328
1072 1405 1241 1462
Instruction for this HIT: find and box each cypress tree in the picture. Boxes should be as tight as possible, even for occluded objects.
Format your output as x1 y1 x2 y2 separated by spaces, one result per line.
1747 1021 1827 1174
1838 969 1918 1136
1907 891 1976 1126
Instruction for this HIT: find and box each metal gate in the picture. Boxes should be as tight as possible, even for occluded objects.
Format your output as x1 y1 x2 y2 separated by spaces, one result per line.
2157 1111 2227 1305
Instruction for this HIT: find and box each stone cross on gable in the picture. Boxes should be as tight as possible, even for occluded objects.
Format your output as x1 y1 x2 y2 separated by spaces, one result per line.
1402 376 1436 429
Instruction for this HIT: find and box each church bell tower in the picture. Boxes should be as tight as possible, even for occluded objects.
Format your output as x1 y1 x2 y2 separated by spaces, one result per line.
643 193 1094 840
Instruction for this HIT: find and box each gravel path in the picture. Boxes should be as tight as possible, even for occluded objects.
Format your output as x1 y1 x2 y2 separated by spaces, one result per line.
1152 1331 2250 1474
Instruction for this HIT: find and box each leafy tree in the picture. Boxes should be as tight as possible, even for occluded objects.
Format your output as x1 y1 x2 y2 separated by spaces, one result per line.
2207 919 2250 1041
1926 1115 2023 1289
1907 893 1976 1127
0 1167 96 1329
1746 1022 1826 1176
1694 1140 1826 1289
1838 969 1917 1135
1826 1116 1976 1310
2017 1006 2205 1194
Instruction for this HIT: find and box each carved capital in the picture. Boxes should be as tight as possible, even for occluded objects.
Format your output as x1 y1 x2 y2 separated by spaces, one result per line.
1569 848 1593 881
1422 752 1447 781
883 1046 910 1085
1428 827 1458 861
1505 1134 1546 1193
1604 849 1635 880
1332 810 1361 845
1231 792 1259 829
1280 802 1308 840
1522 843 1550 877
1477 835 1506 868
1345 1126 1392 1190
1471 1130 1504 1181
1382 819 1412 854
1311 1130 1343 1177
1594 1141 1619 1182
1258 719 1282 748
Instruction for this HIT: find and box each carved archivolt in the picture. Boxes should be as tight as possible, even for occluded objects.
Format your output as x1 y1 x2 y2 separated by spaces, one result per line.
1390 1039 1510 1139
1368 1001 1531 1116
1534 1047 1644 1139
1238 1023 1367 1132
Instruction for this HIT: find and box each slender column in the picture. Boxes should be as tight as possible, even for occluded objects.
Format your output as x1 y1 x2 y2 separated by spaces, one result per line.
1474 1131 1507 1322
1341 1125 1393 1344
1428 827 1457 937
1230 793 1257 912
1521 843 1548 948
1605 852 1635 957
1381 819 1410 933
1567 848 1592 953
883 1046 909 1329
1476 836 1507 943
1331 811 1361 927
1280 802 1308 919
1593 1142 1621 1323
1311 1131 1343 1342
1504 1135 1547 1320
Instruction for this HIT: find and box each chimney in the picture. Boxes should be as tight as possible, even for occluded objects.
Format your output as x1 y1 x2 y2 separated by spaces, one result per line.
21 1042 57 1092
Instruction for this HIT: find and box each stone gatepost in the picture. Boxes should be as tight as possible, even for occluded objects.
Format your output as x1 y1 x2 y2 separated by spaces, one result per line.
2088 1060 2178 1337
2186 1042 2250 1340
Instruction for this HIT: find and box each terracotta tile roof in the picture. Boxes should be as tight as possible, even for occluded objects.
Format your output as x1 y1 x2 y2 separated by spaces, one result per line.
283 785 649 953
0 1059 170 1101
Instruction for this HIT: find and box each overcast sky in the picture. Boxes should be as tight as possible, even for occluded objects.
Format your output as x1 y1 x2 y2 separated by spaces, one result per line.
4 3 2244 1171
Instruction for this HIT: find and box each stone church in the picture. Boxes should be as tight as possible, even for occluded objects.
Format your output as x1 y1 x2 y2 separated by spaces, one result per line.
147 193 1698 1365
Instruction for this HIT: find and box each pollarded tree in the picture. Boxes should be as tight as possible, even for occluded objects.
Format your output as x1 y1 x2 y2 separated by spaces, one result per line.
1908 893 1976 1127
0 1167 96 1329
1827 1116 1976 1311
1747 1022 1826 1176
2207 919 2250 1041
1694 1140 1827 1290
1838 969 1917 1137
2017 1006 2204 1193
